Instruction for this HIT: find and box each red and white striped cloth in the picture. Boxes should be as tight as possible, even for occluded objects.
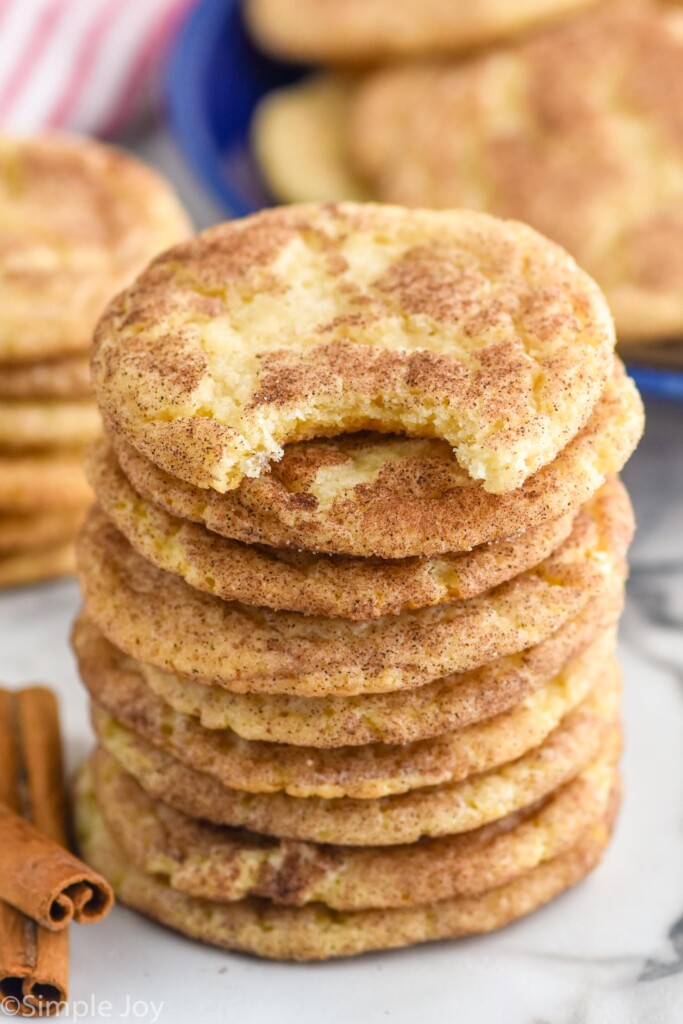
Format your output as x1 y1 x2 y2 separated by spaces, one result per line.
0 0 192 137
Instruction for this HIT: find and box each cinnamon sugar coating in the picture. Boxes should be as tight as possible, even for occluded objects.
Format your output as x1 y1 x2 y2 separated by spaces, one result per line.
351 3 683 341
0 136 190 363
110 361 642 558
92 203 615 495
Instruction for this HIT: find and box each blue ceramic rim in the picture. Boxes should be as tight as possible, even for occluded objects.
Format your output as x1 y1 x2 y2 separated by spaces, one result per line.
629 366 683 401
166 0 256 216
165 0 683 402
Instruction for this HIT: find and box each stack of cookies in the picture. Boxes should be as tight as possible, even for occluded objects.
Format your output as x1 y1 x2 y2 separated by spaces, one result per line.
0 136 189 587
72 204 644 960
249 1 683 353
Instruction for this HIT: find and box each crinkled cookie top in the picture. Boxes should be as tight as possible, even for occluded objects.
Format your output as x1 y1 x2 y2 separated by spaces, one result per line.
0 135 190 363
93 203 615 495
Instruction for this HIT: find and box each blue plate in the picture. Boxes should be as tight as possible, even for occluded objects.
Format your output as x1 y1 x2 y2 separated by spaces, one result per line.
166 0 305 218
166 0 683 401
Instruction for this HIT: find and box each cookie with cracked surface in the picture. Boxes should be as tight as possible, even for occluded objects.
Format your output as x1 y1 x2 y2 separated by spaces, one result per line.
87 746 619 910
0 135 190 363
88 438 577 619
111 361 642 559
350 3 683 342
74 762 617 959
121 591 623 747
91 677 620 846
92 203 615 495
73 616 615 799
75 480 633 696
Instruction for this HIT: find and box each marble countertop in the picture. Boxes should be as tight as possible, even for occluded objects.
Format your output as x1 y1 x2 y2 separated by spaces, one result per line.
1 134 682 1024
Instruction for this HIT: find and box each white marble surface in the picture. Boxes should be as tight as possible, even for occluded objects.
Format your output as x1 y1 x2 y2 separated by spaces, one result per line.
2 135 683 1024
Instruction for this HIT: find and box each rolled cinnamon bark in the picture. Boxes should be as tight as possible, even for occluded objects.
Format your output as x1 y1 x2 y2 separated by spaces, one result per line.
0 903 67 1015
0 804 114 929
0 687 112 1016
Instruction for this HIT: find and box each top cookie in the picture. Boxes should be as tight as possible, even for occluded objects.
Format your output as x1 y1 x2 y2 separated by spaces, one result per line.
245 0 599 62
92 203 615 495
0 136 191 364
351 3 683 343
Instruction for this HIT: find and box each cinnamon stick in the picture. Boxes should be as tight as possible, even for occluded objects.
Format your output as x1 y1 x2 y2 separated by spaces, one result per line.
0 687 111 1016
0 804 114 929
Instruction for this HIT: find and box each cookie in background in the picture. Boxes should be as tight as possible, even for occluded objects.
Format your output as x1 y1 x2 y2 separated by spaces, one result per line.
252 76 368 205
251 2 683 358
350 2 683 347
245 0 602 62
0 135 191 588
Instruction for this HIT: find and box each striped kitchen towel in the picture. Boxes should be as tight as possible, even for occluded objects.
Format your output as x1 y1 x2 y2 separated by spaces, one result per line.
0 0 193 136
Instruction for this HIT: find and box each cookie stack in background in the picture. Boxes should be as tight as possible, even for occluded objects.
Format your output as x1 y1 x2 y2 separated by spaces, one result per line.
72 204 644 961
0 136 190 588
249 0 683 357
